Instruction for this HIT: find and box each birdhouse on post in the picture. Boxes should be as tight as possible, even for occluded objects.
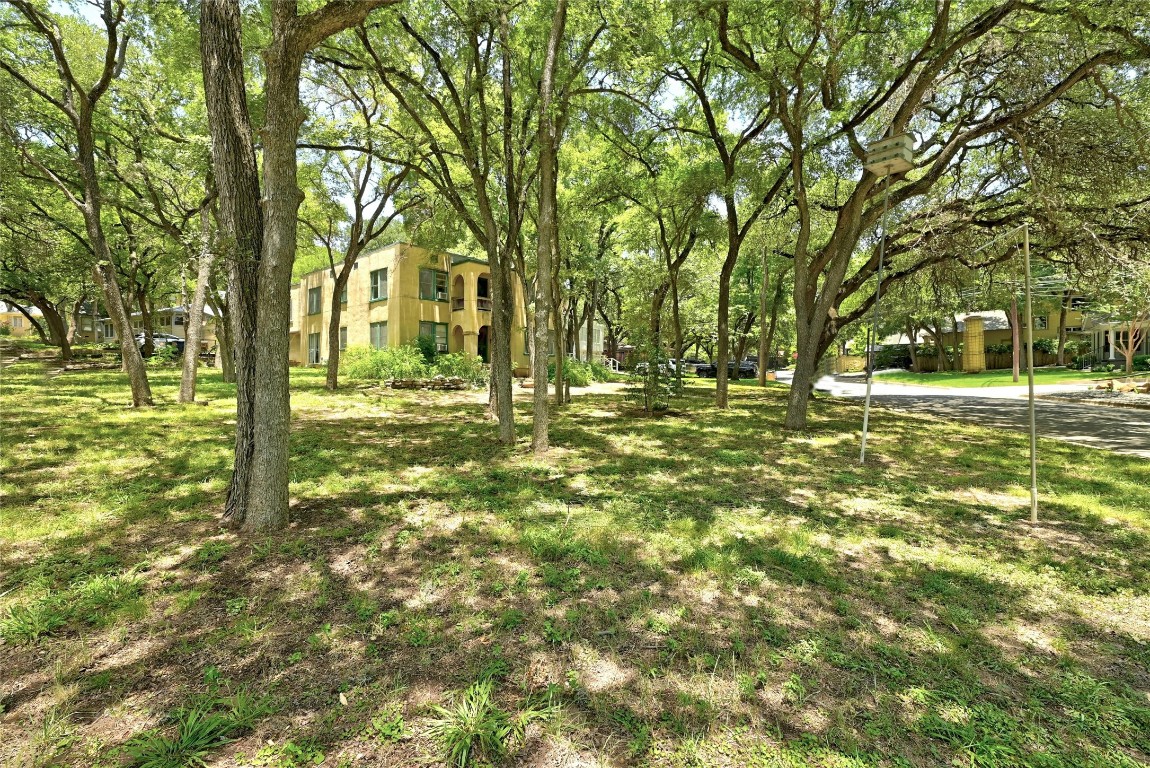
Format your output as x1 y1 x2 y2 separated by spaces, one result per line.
864 133 915 175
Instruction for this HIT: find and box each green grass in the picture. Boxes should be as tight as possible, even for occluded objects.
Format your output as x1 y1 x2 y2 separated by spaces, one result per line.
875 366 1134 387
2 347 1149 767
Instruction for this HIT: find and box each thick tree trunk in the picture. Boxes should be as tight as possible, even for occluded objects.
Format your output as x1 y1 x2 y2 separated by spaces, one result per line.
32 298 72 359
66 296 84 349
906 320 919 372
201 0 265 527
179 207 215 404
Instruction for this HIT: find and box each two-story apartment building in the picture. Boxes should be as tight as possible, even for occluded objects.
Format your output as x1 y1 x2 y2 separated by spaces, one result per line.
289 242 604 373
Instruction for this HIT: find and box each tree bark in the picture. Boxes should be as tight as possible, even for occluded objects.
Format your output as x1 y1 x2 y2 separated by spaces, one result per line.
531 0 566 454
202 0 265 527
1057 290 1071 366
179 205 215 403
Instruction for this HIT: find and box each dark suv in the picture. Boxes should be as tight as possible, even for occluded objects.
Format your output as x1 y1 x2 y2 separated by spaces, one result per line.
695 360 757 378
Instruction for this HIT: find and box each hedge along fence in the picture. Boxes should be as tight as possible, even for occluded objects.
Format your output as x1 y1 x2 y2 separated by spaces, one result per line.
912 350 1061 372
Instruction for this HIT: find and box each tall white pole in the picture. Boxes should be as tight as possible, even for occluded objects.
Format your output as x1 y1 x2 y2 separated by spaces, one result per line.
1022 224 1038 523
859 176 891 464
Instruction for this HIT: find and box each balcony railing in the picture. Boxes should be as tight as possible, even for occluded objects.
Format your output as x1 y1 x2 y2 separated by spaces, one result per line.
477 297 492 312
451 297 465 311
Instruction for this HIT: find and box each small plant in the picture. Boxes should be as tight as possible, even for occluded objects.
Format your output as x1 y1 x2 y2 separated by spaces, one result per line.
124 704 235 768
145 344 180 368
0 600 68 644
427 680 554 767
194 541 230 568
369 705 405 743
246 739 326 767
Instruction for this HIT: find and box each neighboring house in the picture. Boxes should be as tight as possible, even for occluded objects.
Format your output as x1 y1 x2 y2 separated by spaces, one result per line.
289 242 605 374
99 305 219 352
0 302 40 337
1084 315 1150 361
883 307 1090 348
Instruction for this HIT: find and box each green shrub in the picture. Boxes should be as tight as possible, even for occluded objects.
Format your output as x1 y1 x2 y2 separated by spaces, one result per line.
432 352 488 386
414 334 438 363
1133 354 1150 372
874 344 911 370
549 359 593 387
986 342 1012 355
146 344 180 368
1031 337 1057 354
586 358 614 381
342 345 428 381
0 322 11 336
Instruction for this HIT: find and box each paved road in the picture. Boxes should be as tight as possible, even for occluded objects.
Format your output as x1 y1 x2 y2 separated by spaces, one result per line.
801 373 1150 458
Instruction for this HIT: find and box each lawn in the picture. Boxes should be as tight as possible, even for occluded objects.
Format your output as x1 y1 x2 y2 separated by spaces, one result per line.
1 354 1148 768
874 367 1134 388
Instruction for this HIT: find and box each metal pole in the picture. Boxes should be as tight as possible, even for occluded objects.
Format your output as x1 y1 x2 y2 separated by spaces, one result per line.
1022 224 1038 523
860 175 890 463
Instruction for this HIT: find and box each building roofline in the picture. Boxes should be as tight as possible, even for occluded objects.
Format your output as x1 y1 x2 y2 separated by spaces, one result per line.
293 242 486 282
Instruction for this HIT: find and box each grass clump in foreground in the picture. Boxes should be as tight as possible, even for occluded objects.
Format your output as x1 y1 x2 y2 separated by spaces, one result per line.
1 353 1148 767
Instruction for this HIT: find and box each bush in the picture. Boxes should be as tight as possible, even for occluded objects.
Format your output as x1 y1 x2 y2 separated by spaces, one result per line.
432 352 488 386
1133 354 1150 372
586 358 614 381
874 344 911 370
549 359 593 387
342 345 428 381
146 344 180 368
414 334 439 363
0 322 11 336
986 342 1012 355
1031 337 1057 354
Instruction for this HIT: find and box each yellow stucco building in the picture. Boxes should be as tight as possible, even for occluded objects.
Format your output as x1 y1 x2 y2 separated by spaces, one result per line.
290 242 556 374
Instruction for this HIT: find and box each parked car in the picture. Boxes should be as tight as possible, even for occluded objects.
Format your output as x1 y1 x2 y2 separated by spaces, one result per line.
136 332 185 354
695 359 757 378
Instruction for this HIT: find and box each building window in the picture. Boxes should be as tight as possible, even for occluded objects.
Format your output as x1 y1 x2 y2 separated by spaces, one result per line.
419 268 449 302
12 317 22 329
1032 316 1048 330
340 285 348 305
307 286 322 315
81 317 93 331
103 322 114 338
339 327 348 351
419 321 449 353
308 332 321 364
370 321 388 349
370 268 388 301
174 315 184 326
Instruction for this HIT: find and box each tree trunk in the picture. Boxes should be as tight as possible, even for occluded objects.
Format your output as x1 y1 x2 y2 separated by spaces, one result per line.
325 267 352 390
714 231 740 408
530 0 565 454
586 282 595 361
757 251 770 386
32 298 73 359
201 0 266 527
1057 290 1071 365
10 303 51 346
207 284 235 383
906 320 919 372
66 296 85 349
179 206 215 404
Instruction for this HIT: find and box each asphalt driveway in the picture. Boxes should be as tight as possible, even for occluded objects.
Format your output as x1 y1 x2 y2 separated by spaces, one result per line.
805 373 1150 458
